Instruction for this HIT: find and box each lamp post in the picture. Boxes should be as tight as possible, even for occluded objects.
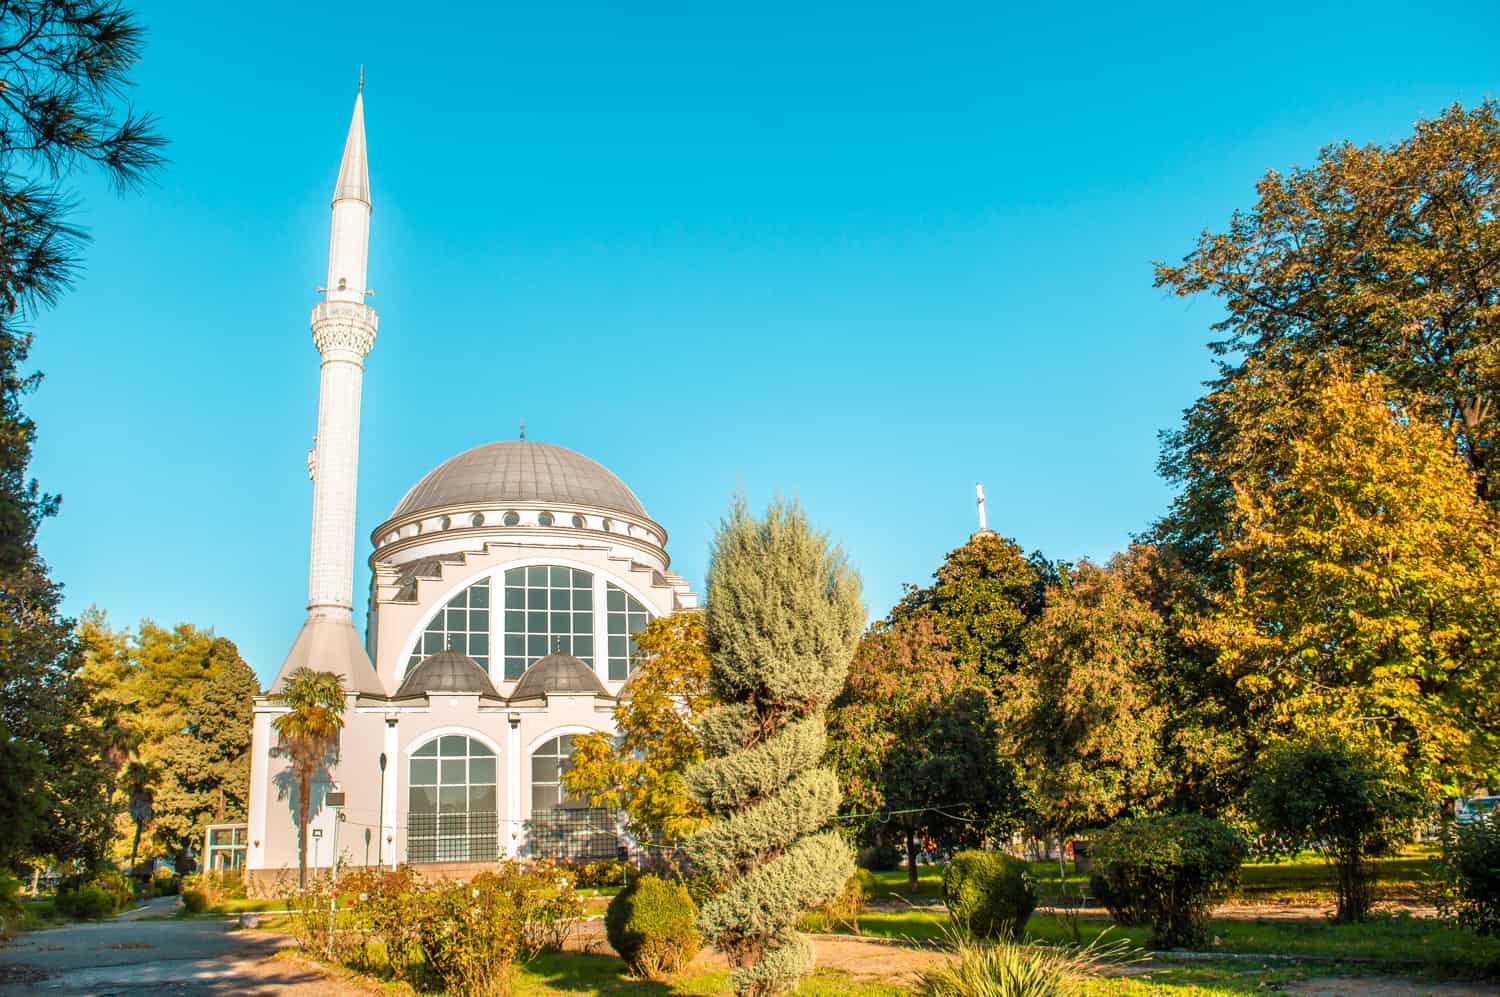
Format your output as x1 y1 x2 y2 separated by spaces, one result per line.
377 752 387 866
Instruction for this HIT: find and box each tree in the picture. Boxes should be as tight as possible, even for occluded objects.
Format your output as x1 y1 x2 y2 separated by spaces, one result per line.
564 612 715 845
1200 362 1500 794
120 759 156 875
683 500 863 997
1004 558 1171 848
828 617 1020 892
271 668 345 889
1248 739 1425 922
891 533 1043 682
1157 101 1500 511
0 0 164 872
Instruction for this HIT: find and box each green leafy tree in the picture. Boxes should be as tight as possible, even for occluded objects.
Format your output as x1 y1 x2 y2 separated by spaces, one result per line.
1004 557 1171 847
564 612 715 844
683 500 863 997
271 668 345 889
891 533 1043 682
1248 739 1425 922
828 617 1020 892
0 0 164 872
1199 362 1500 793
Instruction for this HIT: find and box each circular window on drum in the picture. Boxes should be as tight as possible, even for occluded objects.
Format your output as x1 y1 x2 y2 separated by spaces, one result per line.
502 510 520 526
408 735 497 864
538 511 555 527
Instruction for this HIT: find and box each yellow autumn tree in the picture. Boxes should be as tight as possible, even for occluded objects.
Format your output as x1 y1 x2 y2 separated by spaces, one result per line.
563 612 715 844
1202 359 1500 794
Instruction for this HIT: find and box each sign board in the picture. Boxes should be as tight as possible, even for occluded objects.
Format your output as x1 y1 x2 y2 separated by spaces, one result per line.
325 791 346 807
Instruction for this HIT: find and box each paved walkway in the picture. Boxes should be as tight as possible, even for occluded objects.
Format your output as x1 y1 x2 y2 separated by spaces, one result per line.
0 898 344 996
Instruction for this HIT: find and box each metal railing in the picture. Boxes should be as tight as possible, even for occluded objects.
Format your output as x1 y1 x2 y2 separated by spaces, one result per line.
526 807 622 861
406 811 498 864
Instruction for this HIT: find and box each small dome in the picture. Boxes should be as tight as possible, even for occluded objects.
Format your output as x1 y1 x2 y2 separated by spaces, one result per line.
390 441 647 521
395 648 500 699
510 651 612 702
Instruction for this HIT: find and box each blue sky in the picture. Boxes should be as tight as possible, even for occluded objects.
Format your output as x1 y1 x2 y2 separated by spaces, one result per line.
26 1 1500 685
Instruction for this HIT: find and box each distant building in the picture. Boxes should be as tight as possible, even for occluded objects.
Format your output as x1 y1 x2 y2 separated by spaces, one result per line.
245 87 696 883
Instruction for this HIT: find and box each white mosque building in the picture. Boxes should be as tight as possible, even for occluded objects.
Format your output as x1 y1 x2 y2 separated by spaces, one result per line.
243 87 697 883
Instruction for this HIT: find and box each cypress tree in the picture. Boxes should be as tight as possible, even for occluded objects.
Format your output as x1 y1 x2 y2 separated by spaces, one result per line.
684 500 864 996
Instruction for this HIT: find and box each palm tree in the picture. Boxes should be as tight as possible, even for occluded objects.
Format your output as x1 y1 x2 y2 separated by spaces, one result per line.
271 668 345 888
120 759 157 876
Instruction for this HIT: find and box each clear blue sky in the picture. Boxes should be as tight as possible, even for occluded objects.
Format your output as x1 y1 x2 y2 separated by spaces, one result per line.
26 1 1500 686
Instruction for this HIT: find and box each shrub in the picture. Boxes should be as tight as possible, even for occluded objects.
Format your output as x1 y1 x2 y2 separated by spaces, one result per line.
1090 814 1246 948
918 931 1134 997
413 872 525 997
56 886 116 920
1247 739 1424 922
0 873 23 940
569 859 627 889
151 868 181 897
799 869 873 934
942 851 1037 940
181 887 210 914
1440 816 1500 936
606 875 701 978
1087 873 1146 926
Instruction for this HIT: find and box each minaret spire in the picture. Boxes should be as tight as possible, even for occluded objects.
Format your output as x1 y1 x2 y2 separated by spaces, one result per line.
272 84 384 697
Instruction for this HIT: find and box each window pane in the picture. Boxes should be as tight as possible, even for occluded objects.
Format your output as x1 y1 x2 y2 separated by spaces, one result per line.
470 784 498 813
470 583 489 608
409 785 438 813
423 633 443 654
505 611 524 633
559 734 574 753
439 786 468 813
549 588 570 610
572 569 591 588
551 612 569 634
609 636 627 658
532 757 558 782
413 741 438 758
528 611 546 633
470 609 489 630
550 566 569 587
469 757 496 783
469 740 494 757
528 566 547 585
439 735 467 756
441 759 467 785
610 657 626 682
506 657 525 679
469 633 489 657
528 635 547 658
607 588 625 612
574 636 593 658
505 586 524 609
574 588 592 611
448 633 468 655
532 785 559 810
410 759 437 785
505 634 524 656
505 568 525 586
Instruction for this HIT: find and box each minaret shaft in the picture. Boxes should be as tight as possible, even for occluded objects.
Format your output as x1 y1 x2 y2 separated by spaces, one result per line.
307 347 367 615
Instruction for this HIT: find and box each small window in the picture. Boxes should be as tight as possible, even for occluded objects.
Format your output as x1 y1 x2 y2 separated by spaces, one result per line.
538 512 555 527
439 515 452 530
601 518 613 533
571 514 586 529
470 513 485 528
502 510 520 527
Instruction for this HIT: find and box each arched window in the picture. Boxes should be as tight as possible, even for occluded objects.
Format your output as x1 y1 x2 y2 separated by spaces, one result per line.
502 566 593 679
408 735 497 863
530 735 580 810
606 583 651 681
408 578 490 674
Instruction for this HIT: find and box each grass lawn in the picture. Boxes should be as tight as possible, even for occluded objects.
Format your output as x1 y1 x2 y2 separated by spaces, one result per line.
845 907 1500 976
518 951 909 997
863 844 1444 909
19 896 63 931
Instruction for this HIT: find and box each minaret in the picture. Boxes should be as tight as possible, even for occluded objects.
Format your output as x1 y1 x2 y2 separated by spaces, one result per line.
271 85 384 696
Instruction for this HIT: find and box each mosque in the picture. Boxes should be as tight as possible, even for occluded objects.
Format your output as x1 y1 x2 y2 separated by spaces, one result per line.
243 88 697 882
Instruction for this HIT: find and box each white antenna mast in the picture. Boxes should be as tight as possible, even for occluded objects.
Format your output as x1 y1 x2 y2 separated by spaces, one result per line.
975 482 988 532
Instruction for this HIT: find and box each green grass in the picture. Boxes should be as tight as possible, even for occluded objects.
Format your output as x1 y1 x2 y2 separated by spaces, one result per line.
840 906 1500 976
18 897 63 931
863 845 1446 909
204 897 289 914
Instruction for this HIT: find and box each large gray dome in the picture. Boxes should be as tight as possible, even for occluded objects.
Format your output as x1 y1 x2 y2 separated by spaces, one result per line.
391 441 647 520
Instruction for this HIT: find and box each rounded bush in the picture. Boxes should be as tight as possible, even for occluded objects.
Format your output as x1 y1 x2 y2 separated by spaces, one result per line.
605 875 700 978
1090 814 1247 948
57 886 115 920
1440 816 1500 936
941 850 1036 939
151 869 181 897
181 887 210 913
857 843 902 871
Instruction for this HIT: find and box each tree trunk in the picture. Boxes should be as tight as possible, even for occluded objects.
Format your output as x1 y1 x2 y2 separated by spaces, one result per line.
129 820 143 876
905 826 918 894
297 774 311 889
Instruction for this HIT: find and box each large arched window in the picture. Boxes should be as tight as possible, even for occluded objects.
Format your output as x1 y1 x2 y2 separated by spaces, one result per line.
408 735 497 863
606 583 651 681
530 735 580 811
502 566 593 679
407 578 490 674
